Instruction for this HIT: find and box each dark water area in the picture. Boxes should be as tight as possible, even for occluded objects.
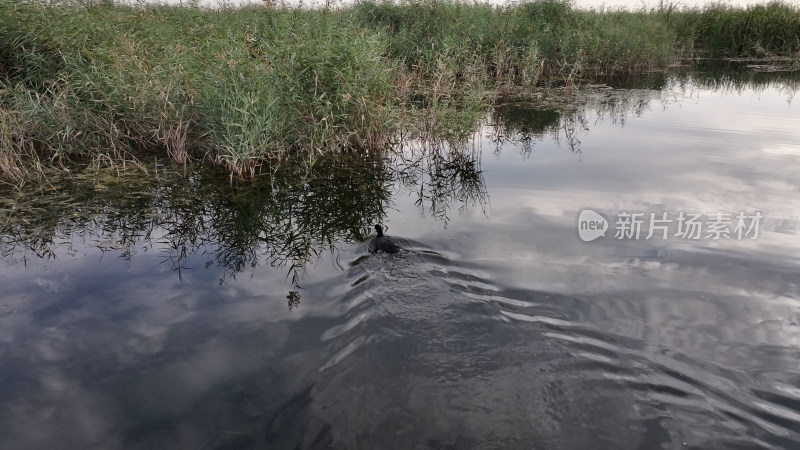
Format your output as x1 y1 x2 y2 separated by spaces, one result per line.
2 67 800 449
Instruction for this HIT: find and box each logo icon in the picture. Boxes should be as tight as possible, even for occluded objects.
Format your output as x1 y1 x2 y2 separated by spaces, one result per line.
578 209 608 242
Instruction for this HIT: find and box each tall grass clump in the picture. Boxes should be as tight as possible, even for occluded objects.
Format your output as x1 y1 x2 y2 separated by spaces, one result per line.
193 9 392 175
573 9 678 74
355 0 683 86
354 0 543 89
0 2 393 181
694 1 800 56
0 2 198 178
353 0 496 140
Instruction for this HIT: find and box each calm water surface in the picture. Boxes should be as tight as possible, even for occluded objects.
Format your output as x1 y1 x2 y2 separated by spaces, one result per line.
1 69 800 449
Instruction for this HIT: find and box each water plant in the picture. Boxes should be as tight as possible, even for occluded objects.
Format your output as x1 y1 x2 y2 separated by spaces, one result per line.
1 0 798 183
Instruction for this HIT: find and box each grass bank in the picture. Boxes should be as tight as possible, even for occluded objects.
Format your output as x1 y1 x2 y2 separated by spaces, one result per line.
1 0 799 183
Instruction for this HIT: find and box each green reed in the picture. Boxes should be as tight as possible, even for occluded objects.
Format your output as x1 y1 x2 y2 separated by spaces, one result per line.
1 0 798 183
693 2 800 57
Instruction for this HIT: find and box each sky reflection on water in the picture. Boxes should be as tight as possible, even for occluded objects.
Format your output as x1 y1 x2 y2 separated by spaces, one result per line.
1 68 800 449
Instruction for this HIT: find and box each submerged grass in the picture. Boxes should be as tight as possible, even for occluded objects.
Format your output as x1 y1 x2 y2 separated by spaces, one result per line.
1 0 799 183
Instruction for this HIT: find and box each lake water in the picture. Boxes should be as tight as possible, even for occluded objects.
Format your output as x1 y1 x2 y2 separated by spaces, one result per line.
1 66 800 449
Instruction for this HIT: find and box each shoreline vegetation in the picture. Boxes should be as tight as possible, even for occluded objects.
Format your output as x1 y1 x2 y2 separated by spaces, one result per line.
1 0 799 184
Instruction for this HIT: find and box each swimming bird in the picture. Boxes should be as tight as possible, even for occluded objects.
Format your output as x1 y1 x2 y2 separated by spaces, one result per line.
371 224 400 254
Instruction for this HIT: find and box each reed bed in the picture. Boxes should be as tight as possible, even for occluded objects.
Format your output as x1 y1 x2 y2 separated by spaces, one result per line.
1 0 798 183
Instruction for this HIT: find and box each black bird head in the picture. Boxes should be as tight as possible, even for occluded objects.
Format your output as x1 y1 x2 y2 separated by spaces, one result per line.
374 224 384 236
